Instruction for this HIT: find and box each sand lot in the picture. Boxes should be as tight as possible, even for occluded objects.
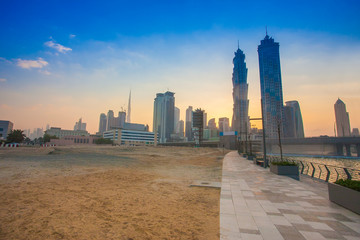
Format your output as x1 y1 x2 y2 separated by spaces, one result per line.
0 146 224 240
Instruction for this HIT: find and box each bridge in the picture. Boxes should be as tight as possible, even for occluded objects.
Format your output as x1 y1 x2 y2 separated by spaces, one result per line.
160 136 360 157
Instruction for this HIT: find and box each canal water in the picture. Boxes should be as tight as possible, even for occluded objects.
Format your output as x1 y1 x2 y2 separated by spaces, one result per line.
268 153 360 182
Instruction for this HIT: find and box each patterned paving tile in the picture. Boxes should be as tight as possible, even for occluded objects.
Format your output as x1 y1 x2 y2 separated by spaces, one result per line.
220 152 360 240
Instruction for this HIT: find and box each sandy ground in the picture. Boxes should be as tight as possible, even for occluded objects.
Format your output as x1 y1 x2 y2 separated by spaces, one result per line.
0 146 225 240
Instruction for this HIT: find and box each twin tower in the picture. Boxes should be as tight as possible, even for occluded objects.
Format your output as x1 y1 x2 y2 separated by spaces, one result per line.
232 34 304 139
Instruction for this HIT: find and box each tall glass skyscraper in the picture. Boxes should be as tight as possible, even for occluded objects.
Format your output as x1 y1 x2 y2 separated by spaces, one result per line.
153 91 175 143
231 46 249 139
334 98 351 137
258 34 284 139
285 100 305 138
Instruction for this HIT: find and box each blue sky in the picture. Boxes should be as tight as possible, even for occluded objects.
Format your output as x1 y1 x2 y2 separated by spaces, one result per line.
1 0 360 136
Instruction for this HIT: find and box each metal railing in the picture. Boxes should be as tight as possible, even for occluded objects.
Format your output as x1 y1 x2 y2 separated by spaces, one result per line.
265 155 360 182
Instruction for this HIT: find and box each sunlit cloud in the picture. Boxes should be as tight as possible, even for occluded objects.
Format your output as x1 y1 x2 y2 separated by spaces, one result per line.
39 70 51 75
44 40 72 53
17 58 48 69
69 34 76 39
0 78 6 82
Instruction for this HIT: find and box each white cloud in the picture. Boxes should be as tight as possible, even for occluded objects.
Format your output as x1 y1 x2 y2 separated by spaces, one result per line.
17 58 48 69
39 70 51 75
0 78 6 82
44 40 72 53
69 34 76 39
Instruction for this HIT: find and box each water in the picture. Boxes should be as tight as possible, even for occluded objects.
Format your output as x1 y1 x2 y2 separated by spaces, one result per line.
268 153 360 182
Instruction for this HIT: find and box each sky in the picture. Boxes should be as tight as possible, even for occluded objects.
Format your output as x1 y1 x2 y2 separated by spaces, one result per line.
1 0 360 137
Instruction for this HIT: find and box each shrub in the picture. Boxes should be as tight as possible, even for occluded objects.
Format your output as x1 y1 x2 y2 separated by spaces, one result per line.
271 161 297 166
94 138 113 145
335 179 360 192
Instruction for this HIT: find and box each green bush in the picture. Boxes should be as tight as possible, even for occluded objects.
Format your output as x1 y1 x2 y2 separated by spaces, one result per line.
94 138 113 145
271 161 297 166
335 179 360 192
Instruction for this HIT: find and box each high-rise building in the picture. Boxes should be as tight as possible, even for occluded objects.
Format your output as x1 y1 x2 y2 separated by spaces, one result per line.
192 109 204 144
116 111 126 129
106 110 115 131
203 111 207 129
334 98 351 137
352 128 359 137
178 120 184 137
174 107 180 133
219 117 230 132
284 101 305 138
98 113 107 134
258 33 284 139
74 118 86 131
283 106 296 138
185 106 193 141
231 46 249 139
208 118 217 130
0 120 13 140
153 91 175 143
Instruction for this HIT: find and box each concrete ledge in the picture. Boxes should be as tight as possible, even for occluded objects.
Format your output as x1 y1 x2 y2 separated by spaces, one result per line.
328 182 360 214
270 164 299 180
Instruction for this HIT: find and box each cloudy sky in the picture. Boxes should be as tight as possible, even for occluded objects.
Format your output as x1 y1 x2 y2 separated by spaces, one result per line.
1 0 360 137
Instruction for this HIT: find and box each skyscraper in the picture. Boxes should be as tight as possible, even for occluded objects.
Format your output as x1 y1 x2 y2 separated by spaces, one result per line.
153 91 175 143
258 33 284 139
185 106 193 141
106 110 115 131
174 107 180 133
231 46 249 139
98 113 107 134
334 98 351 137
219 117 230 132
192 109 204 144
285 101 305 138
74 118 86 131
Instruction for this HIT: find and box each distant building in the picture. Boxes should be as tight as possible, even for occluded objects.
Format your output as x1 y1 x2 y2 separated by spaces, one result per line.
45 127 89 138
231 46 249 141
0 120 13 140
153 91 175 143
334 98 351 137
284 101 305 138
106 110 115 131
178 120 184 137
50 135 100 146
174 107 180 133
208 118 217 130
352 128 359 137
192 109 204 144
203 111 207 129
98 113 107 134
283 106 296 138
74 118 87 131
185 106 193 141
103 129 156 146
258 33 284 139
219 117 230 133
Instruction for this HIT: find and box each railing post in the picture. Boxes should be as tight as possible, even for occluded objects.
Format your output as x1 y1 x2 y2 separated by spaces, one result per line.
299 161 304 174
324 165 330 182
334 168 339 181
344 168 352 180
310 163 315 178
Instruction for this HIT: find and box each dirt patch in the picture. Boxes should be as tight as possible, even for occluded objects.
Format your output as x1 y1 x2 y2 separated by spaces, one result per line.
0 145 225 239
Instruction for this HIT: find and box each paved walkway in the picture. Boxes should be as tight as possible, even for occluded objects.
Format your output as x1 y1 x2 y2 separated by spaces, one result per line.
220 151 360 240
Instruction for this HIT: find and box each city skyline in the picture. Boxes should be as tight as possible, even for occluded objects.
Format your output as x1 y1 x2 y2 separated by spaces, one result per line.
1 1 360 137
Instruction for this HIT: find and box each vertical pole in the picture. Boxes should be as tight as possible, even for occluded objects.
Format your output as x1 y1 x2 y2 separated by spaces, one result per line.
261 98 267 168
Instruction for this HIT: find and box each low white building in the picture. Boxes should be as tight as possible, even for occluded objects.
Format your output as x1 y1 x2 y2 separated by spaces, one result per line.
103 129 156 146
